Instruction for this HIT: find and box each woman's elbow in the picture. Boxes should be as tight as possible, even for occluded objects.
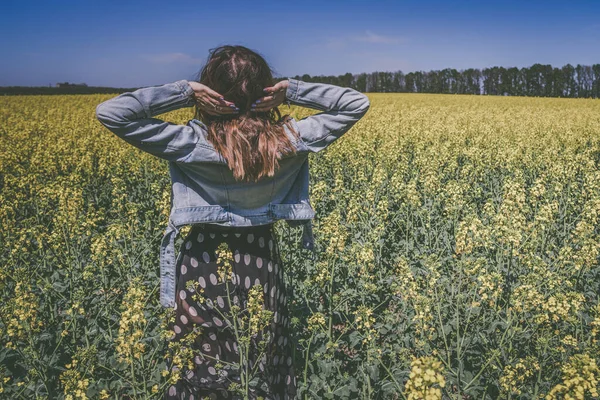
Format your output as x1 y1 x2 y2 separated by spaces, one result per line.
95 101 125 128
95 102 111 125
359 95 371 114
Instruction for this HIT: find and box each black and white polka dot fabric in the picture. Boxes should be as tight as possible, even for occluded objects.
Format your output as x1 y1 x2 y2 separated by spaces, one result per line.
163 223 297 400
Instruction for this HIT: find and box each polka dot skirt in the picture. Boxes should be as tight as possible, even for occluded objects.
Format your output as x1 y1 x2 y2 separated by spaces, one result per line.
163 223 297 400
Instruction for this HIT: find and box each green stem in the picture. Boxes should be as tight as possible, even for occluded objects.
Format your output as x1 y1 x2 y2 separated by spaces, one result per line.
433 285 452 372
303 331 315 400
225 276 246 398
464 312 513 390
377 356 408 400
130 357 138 398
328 259 336 343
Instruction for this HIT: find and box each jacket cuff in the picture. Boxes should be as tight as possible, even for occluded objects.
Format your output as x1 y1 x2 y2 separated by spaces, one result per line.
286 78 299 102
174 80 195 107
175 80 195 99
140 80 195 118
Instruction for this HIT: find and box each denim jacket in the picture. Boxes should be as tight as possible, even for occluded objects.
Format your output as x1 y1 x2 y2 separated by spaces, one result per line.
96 78 370 308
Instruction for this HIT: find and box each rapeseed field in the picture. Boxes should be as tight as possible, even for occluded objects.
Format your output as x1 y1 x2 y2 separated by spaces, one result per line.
1 92 599 399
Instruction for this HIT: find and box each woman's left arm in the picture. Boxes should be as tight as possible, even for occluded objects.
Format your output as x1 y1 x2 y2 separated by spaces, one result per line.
96 80 198 162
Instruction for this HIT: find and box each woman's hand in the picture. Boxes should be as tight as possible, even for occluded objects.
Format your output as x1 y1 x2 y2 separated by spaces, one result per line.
251 80 289 112
187 81 239 116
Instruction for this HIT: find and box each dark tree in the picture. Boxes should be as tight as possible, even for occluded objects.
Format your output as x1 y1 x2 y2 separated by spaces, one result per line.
593 64 600 98
562 64 577 97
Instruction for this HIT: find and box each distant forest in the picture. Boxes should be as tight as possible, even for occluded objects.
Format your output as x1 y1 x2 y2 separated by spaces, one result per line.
2 63 599 98
0 85 139 96
287 63 600 98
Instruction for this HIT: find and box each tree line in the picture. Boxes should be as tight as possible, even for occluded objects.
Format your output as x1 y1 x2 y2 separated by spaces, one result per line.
0 85 138 96
285 63 600 98
2 63 599 97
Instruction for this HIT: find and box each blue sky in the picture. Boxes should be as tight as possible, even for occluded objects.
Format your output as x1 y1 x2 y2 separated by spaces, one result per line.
1 0 599 87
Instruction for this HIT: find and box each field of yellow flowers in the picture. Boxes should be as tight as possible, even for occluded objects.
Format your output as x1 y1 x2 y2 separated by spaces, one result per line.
1 91 600 399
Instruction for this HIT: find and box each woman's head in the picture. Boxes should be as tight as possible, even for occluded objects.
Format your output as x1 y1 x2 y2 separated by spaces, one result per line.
194 45 299 182
197 45 273 114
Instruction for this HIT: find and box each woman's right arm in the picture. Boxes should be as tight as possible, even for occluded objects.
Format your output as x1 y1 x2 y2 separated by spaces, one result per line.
285 78 370 153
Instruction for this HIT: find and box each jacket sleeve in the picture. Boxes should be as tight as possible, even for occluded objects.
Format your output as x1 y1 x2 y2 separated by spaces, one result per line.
285 78 370 153
95 80 199 162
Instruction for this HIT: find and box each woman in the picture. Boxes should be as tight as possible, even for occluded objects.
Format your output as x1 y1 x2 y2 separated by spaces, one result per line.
96 45 370 400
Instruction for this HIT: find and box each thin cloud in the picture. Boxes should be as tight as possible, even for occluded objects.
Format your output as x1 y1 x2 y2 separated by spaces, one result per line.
141 52 204 64
324 37 348 50
324 30 407 49
353 30 406 44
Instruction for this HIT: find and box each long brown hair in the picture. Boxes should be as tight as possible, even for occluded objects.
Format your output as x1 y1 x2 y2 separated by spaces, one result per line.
194 45 300 183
